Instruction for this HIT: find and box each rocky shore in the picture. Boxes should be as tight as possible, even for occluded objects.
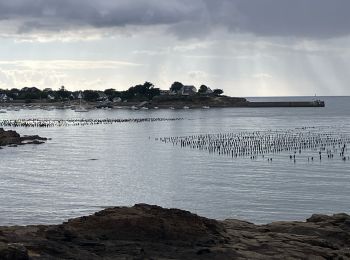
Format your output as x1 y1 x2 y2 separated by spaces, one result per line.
0 128 47 148
1 95 324 109
0 96 248 109
0 204 349 259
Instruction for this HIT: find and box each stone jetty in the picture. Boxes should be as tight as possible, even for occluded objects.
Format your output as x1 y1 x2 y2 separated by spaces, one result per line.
0 128 47 147
0 204 349 259
151 95 325 108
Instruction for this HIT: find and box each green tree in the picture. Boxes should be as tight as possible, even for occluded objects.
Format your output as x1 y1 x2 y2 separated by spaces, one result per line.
198 85 208 94
213 89 224 96
18 87 42 100
104 88 116 96
125 82 159 101
83 90 99 101
7 88 20 100
104 88 119 101
170 81 183 93
57 86 70 99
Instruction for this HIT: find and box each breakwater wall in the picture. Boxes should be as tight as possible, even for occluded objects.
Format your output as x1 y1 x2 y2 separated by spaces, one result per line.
245 100 325 108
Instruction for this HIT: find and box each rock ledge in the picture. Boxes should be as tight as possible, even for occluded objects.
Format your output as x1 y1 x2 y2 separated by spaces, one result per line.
0 128 47 148
0 204 350 259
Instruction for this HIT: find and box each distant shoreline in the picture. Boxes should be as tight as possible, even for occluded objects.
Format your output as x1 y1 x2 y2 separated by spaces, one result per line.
0 95 325 109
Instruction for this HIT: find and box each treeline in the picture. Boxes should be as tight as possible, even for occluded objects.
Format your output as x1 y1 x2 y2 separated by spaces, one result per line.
0 81 223 102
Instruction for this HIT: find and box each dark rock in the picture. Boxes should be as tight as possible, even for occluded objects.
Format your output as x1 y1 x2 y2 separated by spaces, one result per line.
307 214 332 223
0 243 29 260
196 248 211 255
64 203 225 247
0 205 350 259
0 128 47 147
20 135 47 141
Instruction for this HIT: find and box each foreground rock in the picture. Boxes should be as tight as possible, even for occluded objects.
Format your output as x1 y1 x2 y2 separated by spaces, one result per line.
0 204 349 259
0 128 47 147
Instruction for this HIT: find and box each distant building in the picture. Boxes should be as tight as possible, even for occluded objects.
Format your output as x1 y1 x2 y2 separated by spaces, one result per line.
97 92 108 102
0 94 9 102
113 97 122 103
160 90 170 96
180 85 197 96
204 87 213 94
199 87 213 95
0 94 13 102
47 94 55 100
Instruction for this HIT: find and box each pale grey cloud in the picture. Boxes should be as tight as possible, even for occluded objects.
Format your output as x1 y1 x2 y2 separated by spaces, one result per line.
0 60 142 70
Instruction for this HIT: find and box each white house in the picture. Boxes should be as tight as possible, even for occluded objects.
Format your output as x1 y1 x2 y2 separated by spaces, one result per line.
160 90 171 96
97 92 108 102
180 85 197 96
47 94 55 100
204 87 213 94
0 94 10 102
113 97 122 103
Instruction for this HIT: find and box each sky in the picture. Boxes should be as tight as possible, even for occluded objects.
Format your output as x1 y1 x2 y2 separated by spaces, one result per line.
0 0 349 96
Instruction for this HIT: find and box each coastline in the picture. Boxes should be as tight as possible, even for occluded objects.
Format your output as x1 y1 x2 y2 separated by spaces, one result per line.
0 95 325 110
1 204 349 259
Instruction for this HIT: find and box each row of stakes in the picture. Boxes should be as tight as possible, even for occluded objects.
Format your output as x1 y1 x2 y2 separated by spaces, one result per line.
0 118 184 127
158 129 350 162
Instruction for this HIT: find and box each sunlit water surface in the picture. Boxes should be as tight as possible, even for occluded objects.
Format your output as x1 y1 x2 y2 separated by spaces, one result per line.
0 96 349 225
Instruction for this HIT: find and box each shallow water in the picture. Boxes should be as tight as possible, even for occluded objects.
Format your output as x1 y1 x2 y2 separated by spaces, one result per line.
0 96 349 225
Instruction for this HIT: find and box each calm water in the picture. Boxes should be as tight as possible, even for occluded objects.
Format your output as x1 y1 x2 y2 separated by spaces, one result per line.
0 96 349 225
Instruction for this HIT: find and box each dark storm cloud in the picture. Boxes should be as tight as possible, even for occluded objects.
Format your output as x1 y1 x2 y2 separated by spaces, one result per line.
0 0 349 38
0 0 199 32
229 0 350 38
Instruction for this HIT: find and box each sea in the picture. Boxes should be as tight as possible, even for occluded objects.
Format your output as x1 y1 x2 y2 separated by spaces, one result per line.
0 96 349 225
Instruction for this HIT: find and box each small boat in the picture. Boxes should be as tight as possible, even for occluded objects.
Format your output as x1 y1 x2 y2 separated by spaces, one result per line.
183 106 190 109
131 106 139 110
0 109 6 113
75 106 89 112
141 107 149 110
153 107 159 109
202 106 210 109
7 106 20 111
75 92 88 112
169 107 175 110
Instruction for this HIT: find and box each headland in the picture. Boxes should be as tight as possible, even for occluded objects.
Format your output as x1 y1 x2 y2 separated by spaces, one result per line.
0 95 325 111
0 83 325 110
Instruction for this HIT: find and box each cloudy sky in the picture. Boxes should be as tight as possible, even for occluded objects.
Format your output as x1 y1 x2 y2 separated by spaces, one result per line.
0 0 349 96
